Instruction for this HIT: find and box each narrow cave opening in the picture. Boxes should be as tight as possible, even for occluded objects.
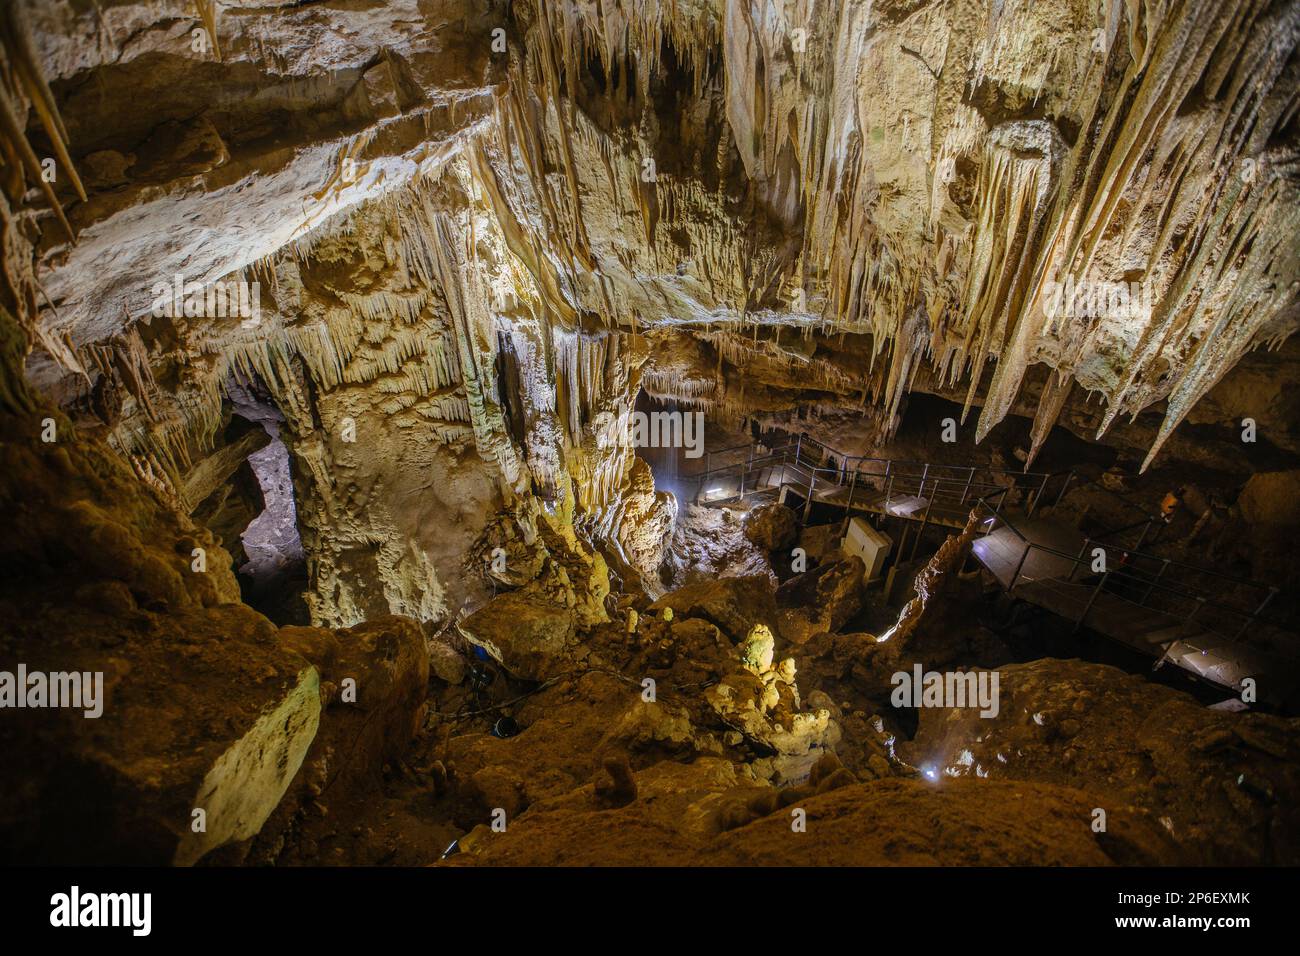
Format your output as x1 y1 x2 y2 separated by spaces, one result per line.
632 389 683 499
226 374 308 625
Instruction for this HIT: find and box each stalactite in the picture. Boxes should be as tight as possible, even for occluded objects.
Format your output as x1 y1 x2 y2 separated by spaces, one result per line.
194 0 223 62
64 0 1300 513
1026 370 1074 469
0 5 78 243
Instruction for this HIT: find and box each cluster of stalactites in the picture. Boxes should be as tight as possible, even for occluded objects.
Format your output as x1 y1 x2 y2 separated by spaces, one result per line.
96 169 521 492
506 0 1300 471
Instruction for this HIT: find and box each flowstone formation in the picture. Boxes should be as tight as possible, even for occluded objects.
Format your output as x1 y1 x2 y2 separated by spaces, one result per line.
0 0 1298 869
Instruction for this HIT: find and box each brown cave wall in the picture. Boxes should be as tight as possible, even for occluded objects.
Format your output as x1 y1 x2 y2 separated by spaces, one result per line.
0 297 428 864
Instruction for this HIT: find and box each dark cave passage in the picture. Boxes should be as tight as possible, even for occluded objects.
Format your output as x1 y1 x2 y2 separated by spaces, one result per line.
227 375 309 625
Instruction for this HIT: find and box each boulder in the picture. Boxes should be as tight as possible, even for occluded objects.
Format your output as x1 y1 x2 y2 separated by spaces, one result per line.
743 502 799 551
776 556 865 640
796 522 842 564
459 589 576 680
322 616 430 779
172 665 322 866
242 616 431 864
428 636 467 685
649 574 781 643
1237 470 1300 530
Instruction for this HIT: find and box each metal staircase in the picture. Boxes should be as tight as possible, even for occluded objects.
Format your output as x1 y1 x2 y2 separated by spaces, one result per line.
684 433 1072 527
973 488 1294 704
678 435 1299 706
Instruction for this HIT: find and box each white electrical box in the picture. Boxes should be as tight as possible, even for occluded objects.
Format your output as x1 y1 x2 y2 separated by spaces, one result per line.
841 516 892 582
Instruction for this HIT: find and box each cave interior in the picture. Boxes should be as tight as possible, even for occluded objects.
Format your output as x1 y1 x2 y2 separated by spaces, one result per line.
1 0 1299 869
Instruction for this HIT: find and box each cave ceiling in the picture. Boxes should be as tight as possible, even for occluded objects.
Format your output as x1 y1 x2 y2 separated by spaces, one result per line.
0 1 1289 494
2 0 1298 513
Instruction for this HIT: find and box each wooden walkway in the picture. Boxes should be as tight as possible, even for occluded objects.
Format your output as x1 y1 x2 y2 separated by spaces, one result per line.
973 519 1300 706
699 462 989 529
683 438 1299 707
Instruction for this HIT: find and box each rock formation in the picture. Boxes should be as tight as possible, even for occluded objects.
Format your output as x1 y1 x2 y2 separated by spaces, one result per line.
0 0 1297 869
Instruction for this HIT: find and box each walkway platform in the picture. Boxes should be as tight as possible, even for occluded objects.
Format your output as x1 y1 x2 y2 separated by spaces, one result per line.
680 436 1299 707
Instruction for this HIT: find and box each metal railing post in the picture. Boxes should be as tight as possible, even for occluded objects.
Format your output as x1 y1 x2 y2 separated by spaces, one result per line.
1054 470 1074 508
1231 586 1277 642
961 466 975 504
1008 542 1032 591
910 482 934 562
1030 472 1049 517
1070 537 1090 582
1132 518 1153 553
1141 559 1169 605
803 471 816 524
1074 570 1110 633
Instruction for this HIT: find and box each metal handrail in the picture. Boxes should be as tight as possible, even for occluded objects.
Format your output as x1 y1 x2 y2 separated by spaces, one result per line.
683 436 1291 644
685 437 1278 616
973 490 1288 643
684 439 1076 545
685 440 1061 495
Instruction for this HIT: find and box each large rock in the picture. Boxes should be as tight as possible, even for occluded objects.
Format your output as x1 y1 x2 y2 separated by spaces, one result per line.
317 616 430 785
1237 470 1300 532
743 502 799 552
776 556 865 642
459 589 576 681
649 575 781 643
172 664 322 866
244 616 432 863
907 658 1300 865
